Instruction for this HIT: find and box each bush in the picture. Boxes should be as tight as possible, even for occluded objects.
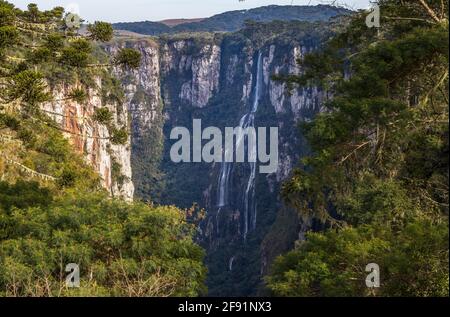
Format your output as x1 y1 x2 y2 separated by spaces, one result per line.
29 47 52 63
68 88 88 104
0 25 18 49
110 128 128 145
113 48 141 70
0 192 206 297
44 33 64 51
93 107 113 125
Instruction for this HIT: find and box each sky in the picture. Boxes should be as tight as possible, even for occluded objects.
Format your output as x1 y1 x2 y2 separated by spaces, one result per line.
11 0 372 23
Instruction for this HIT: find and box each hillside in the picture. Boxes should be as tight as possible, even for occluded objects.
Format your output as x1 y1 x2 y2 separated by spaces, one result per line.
1 0 448 299
113 5 351 35
159 18 205 27
0 1 206 297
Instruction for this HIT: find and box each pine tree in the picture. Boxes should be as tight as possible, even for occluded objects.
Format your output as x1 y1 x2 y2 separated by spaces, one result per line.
267 0 449 297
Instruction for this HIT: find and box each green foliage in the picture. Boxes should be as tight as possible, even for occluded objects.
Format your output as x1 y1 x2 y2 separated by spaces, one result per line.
93 107 113 125
0 25 18 50
113 48 141 69
28 47 52 64
23 3 40 23
19 4 66 25
0 191 206 297
44 33 64 51
67 88 88 104
337 176 414 226
6 70 51 106
88 22 114 42
100 75 125 106
267 218 448 297
0 112 101 191
268 0 449 297
59 39 92 67
111 159 125 186
0 1 15 27
56 167 77 188
110 127 129 145
0 181 52 214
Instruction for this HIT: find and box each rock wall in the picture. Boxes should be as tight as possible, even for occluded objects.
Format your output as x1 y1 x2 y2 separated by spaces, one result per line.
105 25 329 295
42 78 135 201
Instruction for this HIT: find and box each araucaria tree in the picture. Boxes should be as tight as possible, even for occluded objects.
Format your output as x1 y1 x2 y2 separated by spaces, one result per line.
0 1 207 297
0 1 141 145
266 0 449 297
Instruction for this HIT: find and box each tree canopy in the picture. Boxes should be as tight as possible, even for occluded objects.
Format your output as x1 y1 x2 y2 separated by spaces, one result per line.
266 0 449 297
0 1 208 297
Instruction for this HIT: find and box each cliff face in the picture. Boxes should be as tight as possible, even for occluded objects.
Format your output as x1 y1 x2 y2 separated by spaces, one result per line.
105 40 165 201
106 22 329 295
161 40 221 108
42 78 135 201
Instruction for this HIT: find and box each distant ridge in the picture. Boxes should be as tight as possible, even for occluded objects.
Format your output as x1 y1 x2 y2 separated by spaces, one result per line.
159 18 205 27
113 5 351 36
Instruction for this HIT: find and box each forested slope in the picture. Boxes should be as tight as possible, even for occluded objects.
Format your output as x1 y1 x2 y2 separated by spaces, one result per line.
266 0 449 297
0 1 206 297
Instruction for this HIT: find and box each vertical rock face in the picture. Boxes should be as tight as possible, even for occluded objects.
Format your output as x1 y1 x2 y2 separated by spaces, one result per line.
35 19 329 294
161 40 221 108
105 39 164 201
42 78 135 201
105 26 328 295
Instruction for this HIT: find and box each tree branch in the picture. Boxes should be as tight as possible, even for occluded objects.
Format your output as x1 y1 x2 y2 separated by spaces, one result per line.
417 0 442 23
1 154 56 181
337 141 371 165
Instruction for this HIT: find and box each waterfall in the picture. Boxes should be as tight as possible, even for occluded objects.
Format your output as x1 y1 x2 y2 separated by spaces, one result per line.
229 256 236 271
216 52 264 240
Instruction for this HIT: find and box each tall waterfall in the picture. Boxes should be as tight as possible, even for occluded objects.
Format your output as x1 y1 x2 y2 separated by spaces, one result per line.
216 51 264 240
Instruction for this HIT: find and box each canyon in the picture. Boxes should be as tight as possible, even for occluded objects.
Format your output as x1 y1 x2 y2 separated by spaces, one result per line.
49 7 339 296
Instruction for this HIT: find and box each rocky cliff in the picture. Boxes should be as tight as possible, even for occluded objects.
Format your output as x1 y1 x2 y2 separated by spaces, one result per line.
107 19 332 295
42 78 135 201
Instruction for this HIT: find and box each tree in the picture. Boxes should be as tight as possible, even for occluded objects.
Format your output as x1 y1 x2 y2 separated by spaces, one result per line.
0 1 17 51
267 0 449 297
59 39 92 67
0 190 207 297
24 3 41 23
43 33 64 51
88 21 114 42
110 127 129 145
0 25 17 50
93 107 113 125
0 1 15 26
5 70 51 106
114 48 142 69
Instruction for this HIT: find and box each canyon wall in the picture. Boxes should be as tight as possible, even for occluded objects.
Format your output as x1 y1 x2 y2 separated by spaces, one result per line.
107 21 330 295
42 79 135 201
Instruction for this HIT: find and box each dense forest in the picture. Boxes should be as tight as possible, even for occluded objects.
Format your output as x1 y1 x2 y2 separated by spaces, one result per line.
0 1 206 297
0 0 448 298
266 0 449 296
113 5 350 35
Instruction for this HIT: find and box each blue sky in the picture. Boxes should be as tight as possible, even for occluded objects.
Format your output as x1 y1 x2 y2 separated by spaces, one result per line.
11 0 371 23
